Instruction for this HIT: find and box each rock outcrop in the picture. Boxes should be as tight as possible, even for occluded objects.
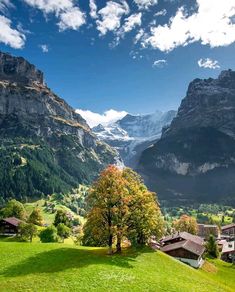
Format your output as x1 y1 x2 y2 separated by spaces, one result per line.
0 52 44 85
139 70 235 205
0 52 120 201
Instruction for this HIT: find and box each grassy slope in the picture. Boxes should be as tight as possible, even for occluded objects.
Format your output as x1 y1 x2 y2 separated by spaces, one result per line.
0 242 234 292
24 199 84 225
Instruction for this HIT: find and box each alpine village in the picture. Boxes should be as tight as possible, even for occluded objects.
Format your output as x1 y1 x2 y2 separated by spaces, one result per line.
0 1 235 291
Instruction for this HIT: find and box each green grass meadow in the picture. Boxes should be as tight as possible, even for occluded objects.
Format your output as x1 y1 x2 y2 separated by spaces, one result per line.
0 241 234 292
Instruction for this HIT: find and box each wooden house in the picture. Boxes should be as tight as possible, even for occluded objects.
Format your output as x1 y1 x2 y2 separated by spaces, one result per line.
221 223 235 239
220 240 235 263
160 232 205 268
161 231 204 246
0 217 22 235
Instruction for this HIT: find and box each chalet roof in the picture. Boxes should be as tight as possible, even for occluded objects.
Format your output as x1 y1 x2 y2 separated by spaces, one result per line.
161 232 204 245
198 224 218 229
221 223 235 231
2 217 22 227
222 241 235 254
161 239 205 256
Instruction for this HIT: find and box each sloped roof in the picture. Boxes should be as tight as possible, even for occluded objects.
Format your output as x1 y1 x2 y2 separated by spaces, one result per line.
222 241 235 254
2 217 22 227
161 232 204 245
221 223 235 231
161 239 205 256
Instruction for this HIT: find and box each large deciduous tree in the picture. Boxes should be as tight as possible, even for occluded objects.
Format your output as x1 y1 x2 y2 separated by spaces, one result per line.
54 210 71 227
19 222 37 242
28 208 43 226
83 165 164 254
173 214 198 235
3 199 26 220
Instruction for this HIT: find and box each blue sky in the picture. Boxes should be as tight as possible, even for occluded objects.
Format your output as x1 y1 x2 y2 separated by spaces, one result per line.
1 0 235 125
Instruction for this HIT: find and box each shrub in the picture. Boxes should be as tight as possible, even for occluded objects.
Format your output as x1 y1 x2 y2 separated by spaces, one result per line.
39 226 58 243
57 223 71 242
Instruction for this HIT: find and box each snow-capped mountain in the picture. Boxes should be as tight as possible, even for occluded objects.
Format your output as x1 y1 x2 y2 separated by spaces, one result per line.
93 110 176 167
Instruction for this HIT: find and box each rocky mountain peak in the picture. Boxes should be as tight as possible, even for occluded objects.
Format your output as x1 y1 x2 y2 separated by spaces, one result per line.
0 51 120 200
164 70 235 139
218 69 235 89
138 69 235 204
0 52 44 85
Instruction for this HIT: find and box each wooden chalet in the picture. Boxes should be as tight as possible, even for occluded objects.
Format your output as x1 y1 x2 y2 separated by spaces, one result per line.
221 223 235 239
0 217 22 235
160 232 205 268
161 231 204 246
220 240 235 263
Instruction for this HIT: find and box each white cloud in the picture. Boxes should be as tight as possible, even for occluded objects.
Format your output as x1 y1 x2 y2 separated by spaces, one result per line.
134 0 158 10
89 0 97 19
198 58 220 69
58 7 86 31
134 28 145 44
76 109 128 127
39 44 49 53
96 1 129 35
0 0 14 13
152 59 167 68
23 0 86 31
143 0 235 52
23 0 73 15
0 15 25 48
113 13 142 45
154 9 167 17
121 13 142 34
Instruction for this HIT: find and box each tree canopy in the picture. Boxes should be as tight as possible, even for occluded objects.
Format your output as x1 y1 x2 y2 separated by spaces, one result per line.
205 234 219 258
39 226 58 243
173 214 198 235
54 210 71 227
28 208 43 226
2 199 26 220
19 222 37 242
83 165 164 253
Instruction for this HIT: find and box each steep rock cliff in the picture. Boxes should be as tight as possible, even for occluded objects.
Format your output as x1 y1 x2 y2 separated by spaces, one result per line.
139 70 235 205
0 52 119 202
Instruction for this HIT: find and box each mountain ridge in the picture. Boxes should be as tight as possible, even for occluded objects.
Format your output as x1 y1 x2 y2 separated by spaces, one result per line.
0 52 120 203
139 70 235 205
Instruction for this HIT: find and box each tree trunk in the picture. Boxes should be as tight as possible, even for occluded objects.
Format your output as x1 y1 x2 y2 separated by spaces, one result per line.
116 232 122 253
108 234 113 255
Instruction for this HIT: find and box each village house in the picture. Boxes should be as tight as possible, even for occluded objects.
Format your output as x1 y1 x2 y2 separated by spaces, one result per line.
160 232 205 268
197 224 220 239
221 240 235 263
221 223 235 239
0 217 22 236
160 231 204 246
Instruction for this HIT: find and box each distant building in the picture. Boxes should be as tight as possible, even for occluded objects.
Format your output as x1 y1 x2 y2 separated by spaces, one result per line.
160 232 205 268
221 223 235 239
0 217 22 235
197 224 220 239
220 240 235 263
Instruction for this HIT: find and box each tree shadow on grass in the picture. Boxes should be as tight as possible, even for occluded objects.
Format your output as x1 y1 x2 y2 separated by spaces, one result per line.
1 246 154 277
